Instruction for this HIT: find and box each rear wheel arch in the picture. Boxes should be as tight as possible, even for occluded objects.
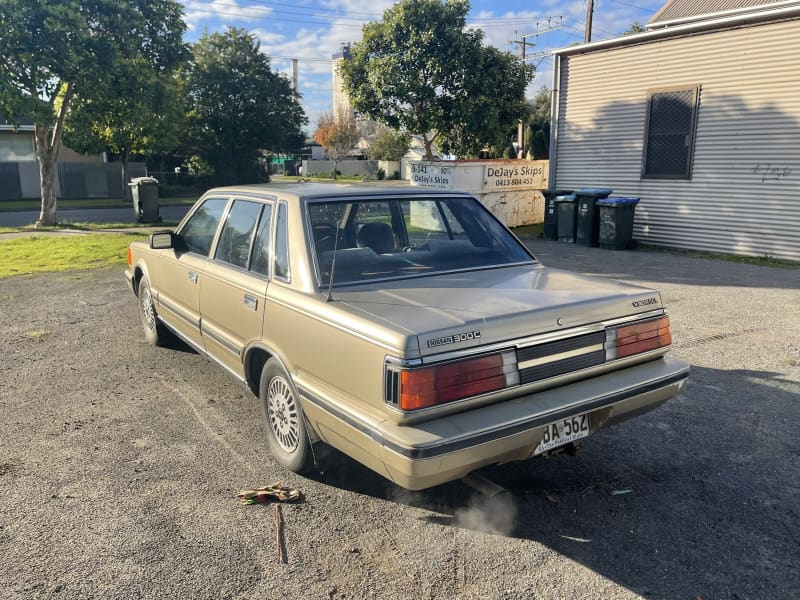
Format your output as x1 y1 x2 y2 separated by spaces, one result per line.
244 345 274 397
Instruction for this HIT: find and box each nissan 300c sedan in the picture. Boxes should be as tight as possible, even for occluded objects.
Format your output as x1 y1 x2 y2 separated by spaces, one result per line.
125 183 689 490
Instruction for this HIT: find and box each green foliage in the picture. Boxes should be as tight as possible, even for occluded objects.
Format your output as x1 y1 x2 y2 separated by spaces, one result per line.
526 86 551 159
376 168 386 180
368 130 411 161
340 0 533 160
185 28 307 186
622 22 646 35
0 0 187 223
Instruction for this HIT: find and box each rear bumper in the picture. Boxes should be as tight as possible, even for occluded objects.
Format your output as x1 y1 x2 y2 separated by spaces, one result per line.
302 356 689 490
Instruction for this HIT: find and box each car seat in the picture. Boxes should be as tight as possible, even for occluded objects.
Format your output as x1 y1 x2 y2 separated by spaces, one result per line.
357 222 395 254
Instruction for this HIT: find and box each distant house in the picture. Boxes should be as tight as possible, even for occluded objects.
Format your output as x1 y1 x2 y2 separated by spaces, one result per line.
549 0 800 261
0 114 145 200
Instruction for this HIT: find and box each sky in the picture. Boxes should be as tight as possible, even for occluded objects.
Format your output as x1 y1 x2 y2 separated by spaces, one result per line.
179 0 668 131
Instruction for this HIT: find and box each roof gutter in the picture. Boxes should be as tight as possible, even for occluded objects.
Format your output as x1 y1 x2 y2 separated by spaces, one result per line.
648 0 800 29
552 4 800 57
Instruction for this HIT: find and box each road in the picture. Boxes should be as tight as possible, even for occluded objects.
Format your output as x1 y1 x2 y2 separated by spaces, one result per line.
0 204 191 227
0 240 798 599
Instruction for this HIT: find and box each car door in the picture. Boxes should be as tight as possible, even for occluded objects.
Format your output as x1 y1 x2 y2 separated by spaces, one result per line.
200 197 274 376
155 196 229 350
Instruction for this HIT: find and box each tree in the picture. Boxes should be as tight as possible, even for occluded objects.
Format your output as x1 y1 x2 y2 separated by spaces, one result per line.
0 0 186 225
444 45 533 158
313 111 359 180
185 28 307 186
64 66 185 201
526 86 551 160
368 129 411 161
340 0 533 160
622 22 646 35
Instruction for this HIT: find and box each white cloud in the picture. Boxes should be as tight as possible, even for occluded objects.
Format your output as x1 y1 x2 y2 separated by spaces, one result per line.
182 0 270 31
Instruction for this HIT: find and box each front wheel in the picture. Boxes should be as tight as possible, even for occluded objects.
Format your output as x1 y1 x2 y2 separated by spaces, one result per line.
260 358 313 473
138 274 172 346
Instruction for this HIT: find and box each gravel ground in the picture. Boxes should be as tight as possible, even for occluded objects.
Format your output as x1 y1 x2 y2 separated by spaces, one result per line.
0 240 798 599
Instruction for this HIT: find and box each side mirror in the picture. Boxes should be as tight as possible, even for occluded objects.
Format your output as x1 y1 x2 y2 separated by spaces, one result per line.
150 231 177 250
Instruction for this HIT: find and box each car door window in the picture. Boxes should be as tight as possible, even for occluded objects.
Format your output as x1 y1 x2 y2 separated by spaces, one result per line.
274 203 290 281
250 203 274 277
179 197 228 256
214 200 263 269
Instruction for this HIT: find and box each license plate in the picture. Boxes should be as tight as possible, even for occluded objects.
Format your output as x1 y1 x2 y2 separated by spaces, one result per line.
534 413 591 455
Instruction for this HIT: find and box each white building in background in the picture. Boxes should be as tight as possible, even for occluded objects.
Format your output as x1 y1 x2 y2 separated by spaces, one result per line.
331 43 355 122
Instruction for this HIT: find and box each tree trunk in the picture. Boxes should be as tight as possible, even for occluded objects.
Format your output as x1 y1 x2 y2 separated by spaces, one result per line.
33 82 74 226
34 125 58 226
120 148 130 201
421 133 434 161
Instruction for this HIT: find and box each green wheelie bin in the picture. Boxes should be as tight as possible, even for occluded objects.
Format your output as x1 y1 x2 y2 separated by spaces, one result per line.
597 197 640 250
575 188 613 247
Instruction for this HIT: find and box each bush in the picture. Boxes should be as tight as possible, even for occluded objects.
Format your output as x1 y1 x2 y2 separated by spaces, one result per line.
387 170 401 180
376 168 386 180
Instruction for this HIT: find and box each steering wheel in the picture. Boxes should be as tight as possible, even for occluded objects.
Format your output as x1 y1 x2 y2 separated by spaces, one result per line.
313 221 338 251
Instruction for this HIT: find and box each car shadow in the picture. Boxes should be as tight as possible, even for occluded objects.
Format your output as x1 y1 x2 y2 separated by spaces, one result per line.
306 365 800 598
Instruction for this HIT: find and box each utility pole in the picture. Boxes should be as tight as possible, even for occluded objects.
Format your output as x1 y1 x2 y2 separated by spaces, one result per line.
511 34 536 157
510 19 563 157
585 0 594 43
291 58 299 98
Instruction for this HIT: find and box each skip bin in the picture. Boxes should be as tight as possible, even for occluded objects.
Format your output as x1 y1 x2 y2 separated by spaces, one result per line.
555 194 578 243
575 188 613 247
129 177 160 223
597 197 640 250
542 189 573 240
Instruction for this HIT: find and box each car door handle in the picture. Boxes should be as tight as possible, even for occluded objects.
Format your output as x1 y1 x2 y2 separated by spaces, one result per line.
243 294 258 311
187 271 198 284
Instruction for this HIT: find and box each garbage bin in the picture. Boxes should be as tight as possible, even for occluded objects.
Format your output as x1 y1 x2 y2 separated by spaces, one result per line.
542 189 573 240
597 197 640 250
575 188 613 247
129 177 160 223
555 194 578 243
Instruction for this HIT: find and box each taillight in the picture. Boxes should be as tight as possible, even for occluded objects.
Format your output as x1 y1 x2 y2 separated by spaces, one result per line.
127 247 132 266
396 351 517 411
606 316 672 360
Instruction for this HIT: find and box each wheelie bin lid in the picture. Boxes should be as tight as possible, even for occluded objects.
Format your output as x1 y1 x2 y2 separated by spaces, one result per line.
575 188 613 196
555 194 577 202
129 176 159 185
596 197 640 206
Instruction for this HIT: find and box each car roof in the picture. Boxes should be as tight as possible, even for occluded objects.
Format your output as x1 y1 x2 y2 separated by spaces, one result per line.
203 182 473 202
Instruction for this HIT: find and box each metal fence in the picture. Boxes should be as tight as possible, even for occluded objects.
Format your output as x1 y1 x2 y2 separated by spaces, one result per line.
0 161 147 200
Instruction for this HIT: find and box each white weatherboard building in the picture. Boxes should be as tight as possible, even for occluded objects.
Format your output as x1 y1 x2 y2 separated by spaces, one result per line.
549 0 800 261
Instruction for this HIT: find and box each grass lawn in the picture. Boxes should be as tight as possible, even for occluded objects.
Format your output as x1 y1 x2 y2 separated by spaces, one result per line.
0 232 145 279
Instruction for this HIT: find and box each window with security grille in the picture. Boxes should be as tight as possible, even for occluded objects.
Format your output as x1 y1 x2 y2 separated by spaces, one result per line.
642 87 699 179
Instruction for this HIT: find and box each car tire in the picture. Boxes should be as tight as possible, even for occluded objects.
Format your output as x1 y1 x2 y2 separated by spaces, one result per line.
138 274 172 346
260 358 313 474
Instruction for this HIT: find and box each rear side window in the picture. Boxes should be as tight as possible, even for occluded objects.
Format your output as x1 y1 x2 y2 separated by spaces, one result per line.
179 197 228 256
273 203 290 281
250 203 274 277
214 200 263 269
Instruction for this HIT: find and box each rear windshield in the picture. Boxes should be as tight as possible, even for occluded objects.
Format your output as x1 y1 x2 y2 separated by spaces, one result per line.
307 196 534 286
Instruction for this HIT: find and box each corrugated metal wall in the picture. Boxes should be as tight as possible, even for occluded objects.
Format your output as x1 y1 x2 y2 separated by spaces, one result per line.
555 18 800 261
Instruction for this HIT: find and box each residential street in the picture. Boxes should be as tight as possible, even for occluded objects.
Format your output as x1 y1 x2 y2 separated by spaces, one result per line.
0 204 192 227
0 239 798 599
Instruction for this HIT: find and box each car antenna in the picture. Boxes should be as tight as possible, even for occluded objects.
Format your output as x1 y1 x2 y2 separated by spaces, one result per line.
325 219 341 302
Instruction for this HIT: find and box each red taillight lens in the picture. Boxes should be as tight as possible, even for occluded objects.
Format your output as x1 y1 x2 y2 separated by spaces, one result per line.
609 316 672 359
399 353 509 411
